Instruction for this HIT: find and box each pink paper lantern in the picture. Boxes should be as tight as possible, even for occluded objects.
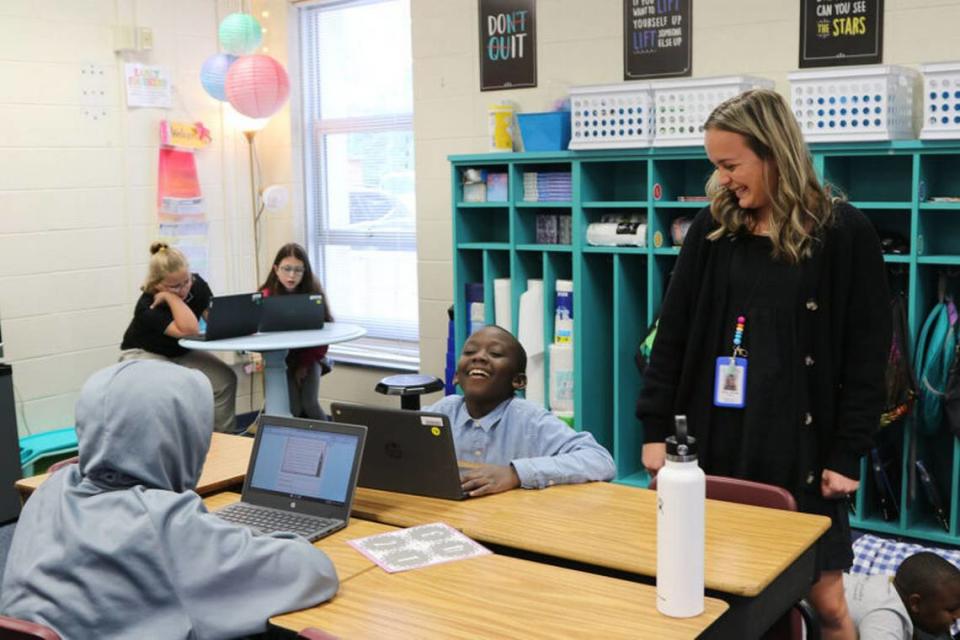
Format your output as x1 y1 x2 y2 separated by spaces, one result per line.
225 55 290 119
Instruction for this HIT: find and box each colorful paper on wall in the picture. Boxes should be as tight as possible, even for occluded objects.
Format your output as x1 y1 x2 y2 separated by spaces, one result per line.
125 63 172 109
157 144 208 277
160 120 212 149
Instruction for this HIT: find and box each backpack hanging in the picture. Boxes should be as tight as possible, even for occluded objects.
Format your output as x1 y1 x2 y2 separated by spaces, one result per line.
914 274 959 436
880 291 917 428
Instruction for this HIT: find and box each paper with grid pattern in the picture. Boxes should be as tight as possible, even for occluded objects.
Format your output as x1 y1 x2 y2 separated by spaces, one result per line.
348 522 490 573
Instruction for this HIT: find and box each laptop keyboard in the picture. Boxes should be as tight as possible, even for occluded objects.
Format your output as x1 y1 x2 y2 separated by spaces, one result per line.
214 503 340 540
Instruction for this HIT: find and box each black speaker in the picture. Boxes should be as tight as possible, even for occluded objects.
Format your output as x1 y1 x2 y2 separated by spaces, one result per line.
0 364 22 523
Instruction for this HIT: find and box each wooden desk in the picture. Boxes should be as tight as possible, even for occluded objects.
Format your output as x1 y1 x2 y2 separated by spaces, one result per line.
352 482 830 638
203 491 395 582
16 432 253 502
270 549 727 639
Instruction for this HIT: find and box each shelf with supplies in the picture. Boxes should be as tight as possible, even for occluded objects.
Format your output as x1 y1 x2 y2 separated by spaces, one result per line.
451 139 960 546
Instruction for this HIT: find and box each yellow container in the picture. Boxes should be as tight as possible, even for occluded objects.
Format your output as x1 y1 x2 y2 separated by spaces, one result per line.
488 102 516 152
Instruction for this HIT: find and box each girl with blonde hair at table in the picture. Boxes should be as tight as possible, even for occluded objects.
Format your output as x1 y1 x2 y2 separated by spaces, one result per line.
119 241 238 433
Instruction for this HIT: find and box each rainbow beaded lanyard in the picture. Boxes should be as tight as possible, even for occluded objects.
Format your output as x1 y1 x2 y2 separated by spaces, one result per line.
730 315 747 364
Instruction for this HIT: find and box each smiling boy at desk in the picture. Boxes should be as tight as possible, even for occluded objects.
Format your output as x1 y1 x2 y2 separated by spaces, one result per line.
426 325 615 497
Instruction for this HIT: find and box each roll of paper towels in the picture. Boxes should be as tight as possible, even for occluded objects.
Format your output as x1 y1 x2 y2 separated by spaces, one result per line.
494 278 512 331
586 222 646 247
518 279 545 407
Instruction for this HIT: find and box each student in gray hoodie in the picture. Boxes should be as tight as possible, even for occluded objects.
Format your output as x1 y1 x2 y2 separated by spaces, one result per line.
0 359 338 639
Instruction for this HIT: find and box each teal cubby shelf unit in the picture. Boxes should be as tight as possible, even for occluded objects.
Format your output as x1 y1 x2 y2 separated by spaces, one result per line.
450 139 960 544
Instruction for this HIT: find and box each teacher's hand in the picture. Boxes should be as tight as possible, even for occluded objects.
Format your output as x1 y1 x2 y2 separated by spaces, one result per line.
821 468 859 499
642 442 666 477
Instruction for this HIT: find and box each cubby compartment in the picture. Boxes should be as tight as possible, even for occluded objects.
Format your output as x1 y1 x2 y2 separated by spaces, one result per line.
577 253 615 453
515 162 573 204
582 206 647 252
454 163 510 204
905 429 955 540
650 158 713 203
613 254 648 485
918 211 960 258
650 206 700 252
822 154 913 203
482 250 511 328
919 153 960 204
580 160 647 203
455 206 510 246
515 207 573 248
860 208 912 258
455 249 485 344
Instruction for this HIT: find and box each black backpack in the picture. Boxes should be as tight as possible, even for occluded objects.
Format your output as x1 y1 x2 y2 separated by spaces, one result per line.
880 291 917 428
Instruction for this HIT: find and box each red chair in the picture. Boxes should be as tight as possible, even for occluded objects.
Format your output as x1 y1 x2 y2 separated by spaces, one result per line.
0 615 61 640
46 456 78 474
297 629 340 640
648 474 820 640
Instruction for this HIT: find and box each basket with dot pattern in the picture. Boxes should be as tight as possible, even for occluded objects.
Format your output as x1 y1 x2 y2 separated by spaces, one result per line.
788 65 917 142
569 82 654 150
920 62 960 140
651 76 774 147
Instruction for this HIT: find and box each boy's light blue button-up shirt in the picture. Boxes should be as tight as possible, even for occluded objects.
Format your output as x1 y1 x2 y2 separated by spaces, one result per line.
425 395 616 489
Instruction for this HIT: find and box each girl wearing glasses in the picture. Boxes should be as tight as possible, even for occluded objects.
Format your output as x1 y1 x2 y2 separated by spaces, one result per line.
259 243 334 419
120 242 238 433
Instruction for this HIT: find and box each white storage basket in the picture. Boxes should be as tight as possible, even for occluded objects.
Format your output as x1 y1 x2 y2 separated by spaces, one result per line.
651 75 775 147
788 65 917 142
920 62 960 140
569 82 654 150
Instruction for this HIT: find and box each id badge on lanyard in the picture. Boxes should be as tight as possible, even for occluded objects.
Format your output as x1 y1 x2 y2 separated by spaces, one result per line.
714 315 748 408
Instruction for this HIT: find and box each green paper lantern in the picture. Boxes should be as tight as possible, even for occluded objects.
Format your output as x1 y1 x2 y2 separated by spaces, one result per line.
219 13 262 55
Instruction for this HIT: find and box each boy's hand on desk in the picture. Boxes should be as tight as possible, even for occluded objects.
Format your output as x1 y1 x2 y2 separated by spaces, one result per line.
461 464 521 497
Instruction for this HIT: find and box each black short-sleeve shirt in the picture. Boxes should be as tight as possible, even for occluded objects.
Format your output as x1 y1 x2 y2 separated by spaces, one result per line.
120 273 212 357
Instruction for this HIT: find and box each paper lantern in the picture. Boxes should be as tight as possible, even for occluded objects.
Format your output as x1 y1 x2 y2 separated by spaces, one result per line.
199 53 236 101
225 55 290 119
219 13 262 55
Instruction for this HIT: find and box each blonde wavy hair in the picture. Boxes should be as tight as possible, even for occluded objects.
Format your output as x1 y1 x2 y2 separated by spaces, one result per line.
704 89 834 263
142 242 189 293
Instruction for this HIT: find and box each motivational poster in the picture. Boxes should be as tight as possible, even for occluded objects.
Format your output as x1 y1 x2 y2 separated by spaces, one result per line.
623 0 691 80
479 0 536 91
800 0 883 67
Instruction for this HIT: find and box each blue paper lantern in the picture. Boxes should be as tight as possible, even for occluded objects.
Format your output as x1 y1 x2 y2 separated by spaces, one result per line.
200 53 236 101
219 13 262 55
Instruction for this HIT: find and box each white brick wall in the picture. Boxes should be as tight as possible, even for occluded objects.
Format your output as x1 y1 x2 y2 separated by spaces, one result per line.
0 0 262 436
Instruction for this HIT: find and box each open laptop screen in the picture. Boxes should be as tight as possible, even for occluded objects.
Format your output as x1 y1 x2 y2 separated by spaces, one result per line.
249 424 361 506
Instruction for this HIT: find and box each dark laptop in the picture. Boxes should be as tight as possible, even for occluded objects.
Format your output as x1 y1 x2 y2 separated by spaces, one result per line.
259 294 326 332
194 293 262 341
213 415 367 541
330 403 467 501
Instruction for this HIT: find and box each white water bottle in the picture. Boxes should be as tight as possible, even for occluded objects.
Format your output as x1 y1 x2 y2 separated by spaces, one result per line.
656 414 705 618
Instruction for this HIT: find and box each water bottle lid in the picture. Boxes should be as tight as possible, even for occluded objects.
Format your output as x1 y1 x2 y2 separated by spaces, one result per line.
665 434 698 461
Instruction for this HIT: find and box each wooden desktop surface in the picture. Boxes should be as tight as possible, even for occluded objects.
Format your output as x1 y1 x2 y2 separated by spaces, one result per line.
16 432 253 501
205 492 728 638
203 491 394 582
352 482 831 598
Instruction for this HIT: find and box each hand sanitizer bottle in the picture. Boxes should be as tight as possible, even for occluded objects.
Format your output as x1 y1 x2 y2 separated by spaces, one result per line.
656 414 705 618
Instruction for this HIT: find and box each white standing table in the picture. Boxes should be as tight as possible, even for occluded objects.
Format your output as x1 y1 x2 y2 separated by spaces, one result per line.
180 323 366 416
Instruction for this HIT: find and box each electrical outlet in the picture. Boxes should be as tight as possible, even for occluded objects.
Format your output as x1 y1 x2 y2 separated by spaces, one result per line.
138 27 154 51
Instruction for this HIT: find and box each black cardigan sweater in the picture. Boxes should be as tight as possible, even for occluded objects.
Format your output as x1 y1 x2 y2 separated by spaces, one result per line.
636 202 891 485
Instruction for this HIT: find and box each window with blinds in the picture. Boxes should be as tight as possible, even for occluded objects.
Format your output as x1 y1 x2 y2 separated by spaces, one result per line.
299 0 418 369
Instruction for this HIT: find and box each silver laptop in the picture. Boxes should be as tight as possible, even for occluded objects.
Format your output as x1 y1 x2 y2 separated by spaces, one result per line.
213 415 367 541
330 403 468 501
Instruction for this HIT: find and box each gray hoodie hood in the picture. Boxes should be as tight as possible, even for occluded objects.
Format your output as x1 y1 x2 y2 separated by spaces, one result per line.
1 360 338 639
75 359 212 492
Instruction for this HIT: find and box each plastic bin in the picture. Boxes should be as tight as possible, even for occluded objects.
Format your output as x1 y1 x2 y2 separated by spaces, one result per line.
920 61 960 140
20 427 78 476
788 65 917 142
517 112 571 152
651 75 775 147
569 82 654 150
